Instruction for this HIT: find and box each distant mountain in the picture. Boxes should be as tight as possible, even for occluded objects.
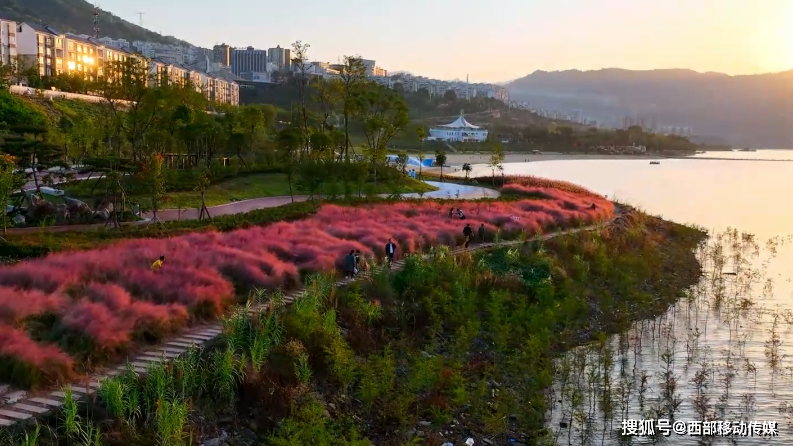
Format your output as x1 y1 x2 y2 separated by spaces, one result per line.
0 0 192 46
506 68 793 148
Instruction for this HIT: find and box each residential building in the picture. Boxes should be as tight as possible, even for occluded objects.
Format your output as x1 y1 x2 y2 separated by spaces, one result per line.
212 43 230 66
0 16 17 66
230 46 266 76
98 37 130 49
15 22 60 77
61 34 103 80
150 58 239 105
267 45 290 72
359 58 387 77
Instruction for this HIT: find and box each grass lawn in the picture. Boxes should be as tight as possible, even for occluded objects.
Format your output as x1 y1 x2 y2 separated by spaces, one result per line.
63 173 438 209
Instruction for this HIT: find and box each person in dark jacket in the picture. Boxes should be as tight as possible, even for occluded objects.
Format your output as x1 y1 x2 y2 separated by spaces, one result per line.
385 239 397 267
457 208 466 219
478 223 486 242
448 207 455 218
345 250 356 278
463 224 473 248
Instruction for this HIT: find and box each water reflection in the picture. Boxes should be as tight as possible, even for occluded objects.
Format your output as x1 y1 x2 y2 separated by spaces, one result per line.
458 151 793 444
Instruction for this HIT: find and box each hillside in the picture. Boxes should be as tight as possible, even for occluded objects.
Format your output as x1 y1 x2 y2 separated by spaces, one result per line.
0 0 191 46
506 68 793 148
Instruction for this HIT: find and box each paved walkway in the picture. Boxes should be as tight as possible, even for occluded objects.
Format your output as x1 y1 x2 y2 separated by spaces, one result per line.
0 214 616 427
5 181 498 234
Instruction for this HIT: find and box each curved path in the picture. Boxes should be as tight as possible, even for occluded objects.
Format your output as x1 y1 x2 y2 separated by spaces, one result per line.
5 181 498 234
0 211 619 427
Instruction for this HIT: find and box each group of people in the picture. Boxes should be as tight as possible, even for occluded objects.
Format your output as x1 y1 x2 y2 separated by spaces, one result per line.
344 239 398 278
449 207 466 219
402 168 418 179
463 223 486 248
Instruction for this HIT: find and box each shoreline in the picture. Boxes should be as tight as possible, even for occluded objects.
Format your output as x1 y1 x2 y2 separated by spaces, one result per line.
442 153 656 165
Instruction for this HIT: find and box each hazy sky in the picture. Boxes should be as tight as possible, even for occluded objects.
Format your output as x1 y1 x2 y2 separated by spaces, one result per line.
99 0 793 83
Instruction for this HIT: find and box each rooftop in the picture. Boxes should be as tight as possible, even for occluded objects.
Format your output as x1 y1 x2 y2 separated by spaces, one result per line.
436 110 481 129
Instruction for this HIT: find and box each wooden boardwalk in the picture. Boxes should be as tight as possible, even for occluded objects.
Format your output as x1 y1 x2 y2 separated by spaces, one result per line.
0 219 613 428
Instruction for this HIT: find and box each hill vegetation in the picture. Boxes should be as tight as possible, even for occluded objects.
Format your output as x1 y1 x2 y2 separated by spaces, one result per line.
506 68 793 148
0 0 192 46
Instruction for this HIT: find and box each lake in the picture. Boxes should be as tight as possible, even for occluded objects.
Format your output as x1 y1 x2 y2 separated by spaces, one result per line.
469 152 793 445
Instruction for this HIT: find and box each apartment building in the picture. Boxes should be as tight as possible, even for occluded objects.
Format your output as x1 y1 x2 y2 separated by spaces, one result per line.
16 23 60 77
212 43 231 66
0 16 17 66
360 59 387 77
230 46 267 76
98 37 130 49
267 45 290 72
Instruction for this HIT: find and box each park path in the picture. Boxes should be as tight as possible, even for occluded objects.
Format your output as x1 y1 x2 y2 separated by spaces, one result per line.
5 181 498 234
0 212 618 427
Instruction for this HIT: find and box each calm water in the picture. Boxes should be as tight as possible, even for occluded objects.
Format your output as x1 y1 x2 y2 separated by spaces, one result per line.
469 152 793 445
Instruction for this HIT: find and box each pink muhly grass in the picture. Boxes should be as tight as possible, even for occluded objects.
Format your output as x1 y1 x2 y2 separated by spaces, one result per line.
0 187 612 377
0 287 66 324
0 326 74 383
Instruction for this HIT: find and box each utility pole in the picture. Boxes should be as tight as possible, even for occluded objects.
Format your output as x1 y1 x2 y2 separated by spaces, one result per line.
137 12 144 27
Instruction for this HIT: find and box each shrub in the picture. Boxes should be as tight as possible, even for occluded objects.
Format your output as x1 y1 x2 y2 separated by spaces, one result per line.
0 189 613 386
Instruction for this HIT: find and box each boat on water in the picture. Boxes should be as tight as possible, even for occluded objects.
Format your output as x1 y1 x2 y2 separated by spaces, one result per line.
737 148 757 152
649 161 661 165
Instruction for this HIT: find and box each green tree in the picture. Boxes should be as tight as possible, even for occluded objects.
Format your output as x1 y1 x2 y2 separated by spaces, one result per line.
487 143 505 185
416 125 426 179
443 89 457 102
239 105 265 163
358 83 409 189
143 152 167 223
337 56 367 161
0 153 20 233
94 58 159 159
258 104 277 128
276 127 303 203
435 151 447 181
195 168 212 221
1 126 66 193
291 40 312 155
462 163 472 183
393 153 409 197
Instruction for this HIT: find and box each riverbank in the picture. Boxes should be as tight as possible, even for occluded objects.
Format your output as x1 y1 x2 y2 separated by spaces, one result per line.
446 153 655 165
0 208 706 446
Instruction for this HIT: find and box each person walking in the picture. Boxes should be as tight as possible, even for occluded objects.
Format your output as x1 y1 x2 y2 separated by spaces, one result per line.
457 208 466 220
478 223 486 243
463 224 473 248
345 250 356 279
385 239 397 267
448 207 455 218
151 255 165 271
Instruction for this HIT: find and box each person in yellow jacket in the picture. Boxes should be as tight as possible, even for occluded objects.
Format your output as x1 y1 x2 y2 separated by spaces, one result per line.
151 255 165 271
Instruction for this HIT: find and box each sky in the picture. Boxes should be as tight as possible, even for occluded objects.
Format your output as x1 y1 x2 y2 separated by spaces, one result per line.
98 0 793 83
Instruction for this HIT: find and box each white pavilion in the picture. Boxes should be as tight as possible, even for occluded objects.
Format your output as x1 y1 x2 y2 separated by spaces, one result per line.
427 110 488 142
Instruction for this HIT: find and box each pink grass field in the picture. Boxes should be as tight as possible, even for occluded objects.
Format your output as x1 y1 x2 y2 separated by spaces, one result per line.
499 175 605 198
0 188 612 384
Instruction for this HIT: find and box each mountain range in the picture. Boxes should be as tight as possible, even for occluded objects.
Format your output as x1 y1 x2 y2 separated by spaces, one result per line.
506 68 793 148
0 0 191 46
